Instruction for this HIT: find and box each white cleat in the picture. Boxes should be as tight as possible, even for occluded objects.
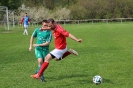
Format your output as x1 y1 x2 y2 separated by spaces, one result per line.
68 49 78 56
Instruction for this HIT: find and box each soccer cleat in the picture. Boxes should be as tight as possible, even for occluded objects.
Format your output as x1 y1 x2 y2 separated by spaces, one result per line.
40 75 46 82
68 49 78 56
41 77 46 82
31 74 40 79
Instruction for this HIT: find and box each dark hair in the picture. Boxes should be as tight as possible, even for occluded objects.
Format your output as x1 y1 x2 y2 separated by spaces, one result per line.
25 13 27 14
47 18 55 23
42 20 48 23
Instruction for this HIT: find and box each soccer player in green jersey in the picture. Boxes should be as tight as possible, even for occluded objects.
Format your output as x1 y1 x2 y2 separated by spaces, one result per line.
29 20 52 82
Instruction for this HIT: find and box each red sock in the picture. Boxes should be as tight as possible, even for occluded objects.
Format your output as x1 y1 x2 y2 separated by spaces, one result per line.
62 51 71 59
38 62 49 77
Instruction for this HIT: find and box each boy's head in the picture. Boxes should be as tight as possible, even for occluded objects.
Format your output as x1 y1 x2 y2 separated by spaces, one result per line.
47 18 55 29
42 20 48 28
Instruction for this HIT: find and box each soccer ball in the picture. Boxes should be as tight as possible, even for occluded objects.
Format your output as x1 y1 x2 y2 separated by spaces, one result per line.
93 75 102 85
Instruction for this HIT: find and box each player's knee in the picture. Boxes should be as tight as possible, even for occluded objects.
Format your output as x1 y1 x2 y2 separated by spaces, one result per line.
38 58 43 64
45 54 52 62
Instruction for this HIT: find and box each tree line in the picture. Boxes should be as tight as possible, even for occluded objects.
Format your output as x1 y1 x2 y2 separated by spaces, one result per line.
70 0 133 19
0 0 133 20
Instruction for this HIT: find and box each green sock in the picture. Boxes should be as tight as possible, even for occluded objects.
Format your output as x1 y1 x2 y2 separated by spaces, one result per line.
41 73 45 79
35 66 45 79
35 66 41 74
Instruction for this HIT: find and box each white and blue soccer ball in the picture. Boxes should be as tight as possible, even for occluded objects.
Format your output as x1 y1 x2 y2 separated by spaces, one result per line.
93 75 102 85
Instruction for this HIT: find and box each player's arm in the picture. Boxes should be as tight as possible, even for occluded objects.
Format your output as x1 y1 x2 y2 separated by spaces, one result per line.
20 17 24 26
59 26 82 42
40 27 51 30
33 42 50 47
29 36 34 51
28 18 30 24
68 33 82 42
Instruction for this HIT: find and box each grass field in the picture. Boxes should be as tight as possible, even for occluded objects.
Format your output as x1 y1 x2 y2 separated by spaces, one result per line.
0 22 133 88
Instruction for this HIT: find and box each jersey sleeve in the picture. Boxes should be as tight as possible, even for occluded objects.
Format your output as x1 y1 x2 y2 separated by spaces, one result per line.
20 17 24 24
58 25 69 37
32 28 38 37
28 17 30 22
46 31 52 43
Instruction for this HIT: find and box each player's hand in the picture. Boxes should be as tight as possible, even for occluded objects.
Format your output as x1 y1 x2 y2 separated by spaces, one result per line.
20 24 22 26
40 28 43 31
40 27 51 30
77 39 82 42
33 44 37 47
29 47 32 51
33 44 39 47
28 22 30 25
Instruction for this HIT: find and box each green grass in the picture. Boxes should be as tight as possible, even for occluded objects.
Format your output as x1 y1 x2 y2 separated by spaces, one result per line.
0 22 133 88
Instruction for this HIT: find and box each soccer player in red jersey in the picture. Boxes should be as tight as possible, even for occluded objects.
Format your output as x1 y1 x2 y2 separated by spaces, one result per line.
31 18 82 80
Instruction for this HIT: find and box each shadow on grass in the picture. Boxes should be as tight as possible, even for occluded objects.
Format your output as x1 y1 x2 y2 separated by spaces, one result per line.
47 73 92 83
102 78 114 84
46 74 114 85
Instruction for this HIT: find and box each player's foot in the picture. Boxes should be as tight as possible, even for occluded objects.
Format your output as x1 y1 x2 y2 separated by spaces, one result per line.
41 78 46 82
68 49 78 56
41 77 46 82
23 33 25 35
31 74 40 79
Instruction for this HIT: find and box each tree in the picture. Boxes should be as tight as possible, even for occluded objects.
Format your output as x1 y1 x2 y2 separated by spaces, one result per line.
22 0 44 7
0 0 22 10
44 0 55 10
22 0 55 10
70 0 133 19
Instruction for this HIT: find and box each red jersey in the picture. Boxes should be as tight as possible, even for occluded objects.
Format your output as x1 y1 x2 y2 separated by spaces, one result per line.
53 24 69 49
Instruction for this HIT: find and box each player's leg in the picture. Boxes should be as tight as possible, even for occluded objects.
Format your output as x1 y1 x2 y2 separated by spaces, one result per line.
35 49 46 81
35 49 41 73
58 48 78 60
23 25 28 35
23 25 26 35
35 58 43 74
25 25 28 35
38 58 46 82
40 50 49 82
31 48 67 79
31 53 53 79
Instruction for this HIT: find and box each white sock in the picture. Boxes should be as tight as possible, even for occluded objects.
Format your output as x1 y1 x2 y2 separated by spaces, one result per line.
23 29 26 34
25 29 28 35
